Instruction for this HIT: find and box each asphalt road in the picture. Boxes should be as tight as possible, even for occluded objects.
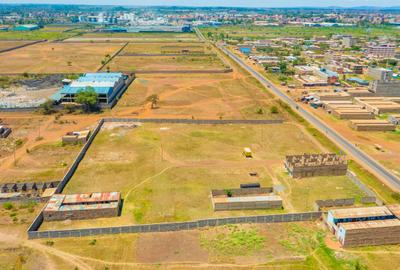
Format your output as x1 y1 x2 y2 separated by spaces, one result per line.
218 44 400 191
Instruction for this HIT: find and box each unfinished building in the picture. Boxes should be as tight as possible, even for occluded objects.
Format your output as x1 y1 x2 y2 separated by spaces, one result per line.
211 186 282 211
326 206 400 247
284 153 348 178
354 97 400 115
0 181 59 201
62 130 90 144
331 109 374 120
349 120 396 131
0 125 12 138
43 192 121 221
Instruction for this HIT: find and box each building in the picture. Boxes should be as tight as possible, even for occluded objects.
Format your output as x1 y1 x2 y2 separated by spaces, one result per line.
53 73 130 106
369 80 400 97
0 126 11 138
0 181 59 200
388 114 400 125
326 206 400 247
367 44 396 58
368 67 393 81
347 77 369 86
342 36 357 48
62 130 90 144
13 24 40 31
349 120 396 131
43 192 121 221
284 153 348 178
354 97 400 115
211 186 282 211
315 68 339 85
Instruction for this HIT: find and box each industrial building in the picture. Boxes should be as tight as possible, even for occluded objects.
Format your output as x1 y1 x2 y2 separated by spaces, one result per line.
0 125 11 138
211 186 282 211
367 44 396 58
53 73 130 107
43 192 121 221
62 130 90 144
326 206 400 247
349 120 396 131
13 24 40 31
285 153 348 178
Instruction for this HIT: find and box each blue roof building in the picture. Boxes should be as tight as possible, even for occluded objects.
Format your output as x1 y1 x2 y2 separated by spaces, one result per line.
13 24 40 31
52 73 128 106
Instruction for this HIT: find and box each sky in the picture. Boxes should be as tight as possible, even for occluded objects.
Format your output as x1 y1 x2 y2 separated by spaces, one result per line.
2 0 399 8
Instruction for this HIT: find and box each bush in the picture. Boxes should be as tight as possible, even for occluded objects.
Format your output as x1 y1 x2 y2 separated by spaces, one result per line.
256 108 264 114
89 239 97 245
3 202 14 210
270 106 279 114
39 99 56 115
391 192 400 202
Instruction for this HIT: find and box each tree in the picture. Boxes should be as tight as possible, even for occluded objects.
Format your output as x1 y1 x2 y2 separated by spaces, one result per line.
75 87 98 112
39 99 56 115
146 94 159 109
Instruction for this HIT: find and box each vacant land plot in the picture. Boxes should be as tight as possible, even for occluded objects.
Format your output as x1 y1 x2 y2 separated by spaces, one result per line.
121 42 211 54
0 42 124 74
0 29 77 41
0 40 33 52
114 73 281 120
105 54 227 72
66 32 199 42
39 121 338 230
203 25 400 39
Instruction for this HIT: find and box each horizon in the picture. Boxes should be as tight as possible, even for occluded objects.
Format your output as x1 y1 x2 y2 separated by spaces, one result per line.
1 0 399 8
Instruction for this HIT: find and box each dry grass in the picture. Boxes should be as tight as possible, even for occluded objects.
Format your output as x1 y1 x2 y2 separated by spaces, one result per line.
0 42 124 73
114 73 281 120
41 122 325 229
0 40 32 51
105 54 226 72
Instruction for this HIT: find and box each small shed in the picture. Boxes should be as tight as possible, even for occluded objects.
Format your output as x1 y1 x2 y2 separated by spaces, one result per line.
243 147 252 158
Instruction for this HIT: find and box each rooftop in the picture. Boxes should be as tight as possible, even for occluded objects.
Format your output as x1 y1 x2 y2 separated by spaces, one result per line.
44 192 121 212
339 219 400 230
329 206 393 219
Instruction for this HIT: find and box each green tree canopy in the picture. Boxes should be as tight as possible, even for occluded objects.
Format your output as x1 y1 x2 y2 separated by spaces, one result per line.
75 86 98 112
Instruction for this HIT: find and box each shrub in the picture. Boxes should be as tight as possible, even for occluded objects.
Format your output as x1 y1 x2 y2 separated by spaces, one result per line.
270 106 279 114
3 202 14 210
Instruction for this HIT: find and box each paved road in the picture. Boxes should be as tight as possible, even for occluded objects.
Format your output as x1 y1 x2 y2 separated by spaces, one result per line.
218 44 400 191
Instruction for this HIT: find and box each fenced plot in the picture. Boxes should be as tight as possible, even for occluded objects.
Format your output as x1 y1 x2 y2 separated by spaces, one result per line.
0 42 125 74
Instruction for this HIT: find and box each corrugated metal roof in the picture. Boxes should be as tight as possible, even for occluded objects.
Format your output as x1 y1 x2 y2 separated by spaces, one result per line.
329 206 393 219
44 192 120 212
214 195 282 203
339 219 400 230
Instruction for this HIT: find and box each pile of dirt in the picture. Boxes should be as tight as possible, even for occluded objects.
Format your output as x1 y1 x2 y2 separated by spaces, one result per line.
18 74 65 90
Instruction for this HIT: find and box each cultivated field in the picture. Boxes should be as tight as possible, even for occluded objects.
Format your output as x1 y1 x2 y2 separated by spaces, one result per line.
114 73 281 119
0 42 124 73
39 121 364 230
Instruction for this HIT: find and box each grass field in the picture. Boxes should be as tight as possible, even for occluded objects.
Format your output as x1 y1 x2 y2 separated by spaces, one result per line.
202 25 400 40
104 54 227 72
38 121 365 230
0 29 78 41
65 32 200 42
0 42 124 73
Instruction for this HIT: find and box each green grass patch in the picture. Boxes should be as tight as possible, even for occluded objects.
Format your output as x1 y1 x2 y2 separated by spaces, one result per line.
200 225 265 256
